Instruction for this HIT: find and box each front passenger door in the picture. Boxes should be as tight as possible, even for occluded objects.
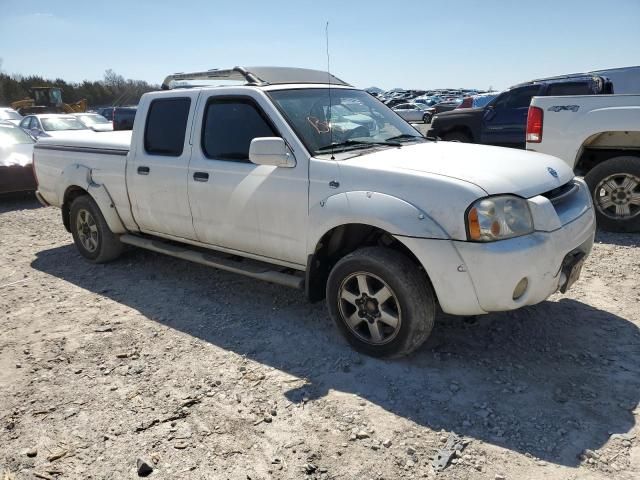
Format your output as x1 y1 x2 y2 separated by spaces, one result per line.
188 93 309 266
481 85 540 148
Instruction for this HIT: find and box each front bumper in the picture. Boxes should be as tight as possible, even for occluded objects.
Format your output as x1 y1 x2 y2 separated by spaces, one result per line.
396 204 596 316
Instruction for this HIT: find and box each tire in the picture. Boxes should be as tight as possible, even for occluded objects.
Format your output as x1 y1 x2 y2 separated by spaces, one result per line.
326 247 436 358
584 156 640 233
422 113 432 124
442 131 471 143
69 195 123 263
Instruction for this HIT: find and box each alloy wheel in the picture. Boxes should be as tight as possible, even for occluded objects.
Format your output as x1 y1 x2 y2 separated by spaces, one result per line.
594 173 640 219
76 209 99 253
337 272 402 345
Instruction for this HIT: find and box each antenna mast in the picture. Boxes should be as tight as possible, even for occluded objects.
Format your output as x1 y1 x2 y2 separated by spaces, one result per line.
326 21 335 160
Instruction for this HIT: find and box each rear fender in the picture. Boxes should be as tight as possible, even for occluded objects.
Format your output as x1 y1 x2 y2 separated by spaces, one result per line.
59 164 126 234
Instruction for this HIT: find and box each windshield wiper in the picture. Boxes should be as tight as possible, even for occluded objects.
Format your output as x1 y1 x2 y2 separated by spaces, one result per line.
316 139 401 153
385 134 427 143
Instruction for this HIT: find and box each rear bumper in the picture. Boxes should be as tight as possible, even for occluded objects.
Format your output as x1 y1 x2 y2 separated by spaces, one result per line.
34 190 50 207
396 205 596 316
0 165 36 194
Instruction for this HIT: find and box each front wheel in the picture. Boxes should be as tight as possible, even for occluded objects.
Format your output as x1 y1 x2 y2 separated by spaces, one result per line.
326 247 435 358
584 156 640 232
70 195 123 263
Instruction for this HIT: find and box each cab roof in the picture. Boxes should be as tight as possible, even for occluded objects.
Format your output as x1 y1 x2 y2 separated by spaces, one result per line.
161 66 351 90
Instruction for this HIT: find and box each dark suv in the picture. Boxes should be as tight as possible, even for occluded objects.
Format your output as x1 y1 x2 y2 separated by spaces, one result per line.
96 106 137 131
427 75 613 149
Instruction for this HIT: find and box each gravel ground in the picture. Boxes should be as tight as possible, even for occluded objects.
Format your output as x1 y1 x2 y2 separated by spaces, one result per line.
1 193 639 480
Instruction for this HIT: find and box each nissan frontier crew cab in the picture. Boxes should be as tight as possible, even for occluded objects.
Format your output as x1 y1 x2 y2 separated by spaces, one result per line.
33 66 596 358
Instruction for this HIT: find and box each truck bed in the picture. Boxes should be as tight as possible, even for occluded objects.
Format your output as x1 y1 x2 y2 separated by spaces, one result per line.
34 130 135 230
36 130 132 152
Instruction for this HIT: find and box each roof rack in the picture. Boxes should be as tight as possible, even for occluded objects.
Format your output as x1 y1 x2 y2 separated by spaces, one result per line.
161 66 351 90
511 72 604 88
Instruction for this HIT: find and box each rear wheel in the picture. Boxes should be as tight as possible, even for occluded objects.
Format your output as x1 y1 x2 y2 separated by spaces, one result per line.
584 156 640 232
422 113 432 124
442 131 471 143
326 247 435 358
70 195 123 263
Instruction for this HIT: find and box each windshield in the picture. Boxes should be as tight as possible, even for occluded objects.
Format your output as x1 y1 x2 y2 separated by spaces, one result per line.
41 117 88 131
77 114 110 126
0 110 23 121
0 123 35 145
269 88 424 156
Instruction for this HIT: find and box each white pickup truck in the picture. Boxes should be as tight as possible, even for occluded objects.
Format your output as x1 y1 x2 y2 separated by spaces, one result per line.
526 94 640 232
34 66 596 357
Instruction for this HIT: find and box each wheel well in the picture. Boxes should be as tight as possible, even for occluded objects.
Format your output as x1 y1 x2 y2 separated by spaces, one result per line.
441 126 474 142
305 224 428 303
575 148 640 176
62 186 89 232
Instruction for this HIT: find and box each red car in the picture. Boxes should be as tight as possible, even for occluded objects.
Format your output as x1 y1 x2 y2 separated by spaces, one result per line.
0 121 36 194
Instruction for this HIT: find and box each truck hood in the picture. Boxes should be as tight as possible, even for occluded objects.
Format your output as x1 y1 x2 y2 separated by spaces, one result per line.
341 141 574 198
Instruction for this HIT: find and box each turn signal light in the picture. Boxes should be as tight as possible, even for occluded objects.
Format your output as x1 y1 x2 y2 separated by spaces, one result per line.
468 207 481 240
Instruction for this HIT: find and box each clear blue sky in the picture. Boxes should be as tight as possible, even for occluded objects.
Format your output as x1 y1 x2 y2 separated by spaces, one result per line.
1 0 638 90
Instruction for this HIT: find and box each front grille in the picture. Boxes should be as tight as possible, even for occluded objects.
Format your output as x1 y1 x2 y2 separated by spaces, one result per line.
541 181 579 206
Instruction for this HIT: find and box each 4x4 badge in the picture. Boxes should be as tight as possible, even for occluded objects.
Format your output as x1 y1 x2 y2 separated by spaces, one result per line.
547 167 559 178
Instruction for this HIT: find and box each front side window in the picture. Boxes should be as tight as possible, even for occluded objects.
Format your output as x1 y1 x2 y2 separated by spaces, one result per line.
201 98 277 162
20 117 32 130
144 98 190 156
503 86 540 109
269 88 424 157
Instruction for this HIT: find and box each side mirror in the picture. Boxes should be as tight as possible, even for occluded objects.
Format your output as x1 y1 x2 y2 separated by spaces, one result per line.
249 137 296 168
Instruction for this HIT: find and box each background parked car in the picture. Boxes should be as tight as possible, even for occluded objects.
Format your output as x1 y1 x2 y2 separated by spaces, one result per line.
457 92 500 109
0 108 23 126
432 97 464 113
19 114 89 139
73 113 114 131
392 103 432 123
0 121 36 194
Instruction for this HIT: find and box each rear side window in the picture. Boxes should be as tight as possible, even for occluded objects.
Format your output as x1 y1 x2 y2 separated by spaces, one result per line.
144 98 191 156
546 82 594 96
202 98 277 162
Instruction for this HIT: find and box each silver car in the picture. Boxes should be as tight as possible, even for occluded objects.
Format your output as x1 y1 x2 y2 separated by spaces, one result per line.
73 113 114 132
392 103 431 123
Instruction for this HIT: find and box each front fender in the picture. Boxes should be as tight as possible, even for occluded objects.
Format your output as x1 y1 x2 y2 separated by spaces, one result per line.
59 164 126 234
307 190 449 253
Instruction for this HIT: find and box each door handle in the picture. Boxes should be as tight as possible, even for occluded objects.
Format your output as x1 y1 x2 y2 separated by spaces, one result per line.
193 172 209 182
137 166 150 175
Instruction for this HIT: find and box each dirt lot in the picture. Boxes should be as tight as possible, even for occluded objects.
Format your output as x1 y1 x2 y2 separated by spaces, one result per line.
1 194 639 480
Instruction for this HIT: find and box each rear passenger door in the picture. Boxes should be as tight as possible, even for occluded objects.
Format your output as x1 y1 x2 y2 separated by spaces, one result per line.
128 93 199 239
187 91 309 266
481 85 540 148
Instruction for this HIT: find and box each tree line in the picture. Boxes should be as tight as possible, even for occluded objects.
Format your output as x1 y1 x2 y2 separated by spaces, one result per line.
0 68 158 108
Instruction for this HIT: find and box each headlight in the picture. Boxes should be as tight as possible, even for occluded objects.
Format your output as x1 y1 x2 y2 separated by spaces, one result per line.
466 195 533 241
